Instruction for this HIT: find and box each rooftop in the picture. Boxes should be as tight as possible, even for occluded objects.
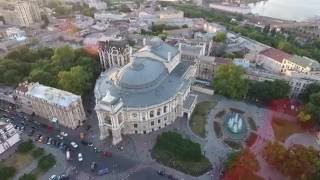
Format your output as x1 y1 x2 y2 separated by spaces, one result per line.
96 61 192 108
289 55 320 70
260 48 292 63
18 83 81 107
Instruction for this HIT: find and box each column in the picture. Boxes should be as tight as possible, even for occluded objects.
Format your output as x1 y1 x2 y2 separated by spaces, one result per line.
112 128 122 145
97 112 109 139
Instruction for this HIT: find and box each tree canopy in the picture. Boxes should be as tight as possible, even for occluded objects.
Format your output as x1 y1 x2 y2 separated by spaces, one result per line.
298 83 320 125
213 32 226 42
213 64 248 99
262 141 320 179
19 173 36 180
224 149 262 180
0 46 99 96
0 165 16 180
38 154 56 172
247 80 290 104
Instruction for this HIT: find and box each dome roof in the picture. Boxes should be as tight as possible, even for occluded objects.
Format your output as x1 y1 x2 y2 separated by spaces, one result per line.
116 57 168 91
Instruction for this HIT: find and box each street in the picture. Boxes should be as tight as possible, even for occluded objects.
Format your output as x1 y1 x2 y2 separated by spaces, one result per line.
0 100 138 179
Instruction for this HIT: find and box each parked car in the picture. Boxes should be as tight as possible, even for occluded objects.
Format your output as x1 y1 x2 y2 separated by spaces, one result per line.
102 151 112 157
97 167 109 176
60 132 68 137
94 147 102 153
70 142 78 148
56 135 63 140
58 174 69 180
78 153 83 162
49 174 58 180
47 137 52 145
38 136 44 143
66 150 71 161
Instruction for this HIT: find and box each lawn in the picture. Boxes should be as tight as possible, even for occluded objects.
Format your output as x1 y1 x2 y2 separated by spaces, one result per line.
271 118 303 142
189 101 216 138
2 153 34 172
152 132 212 176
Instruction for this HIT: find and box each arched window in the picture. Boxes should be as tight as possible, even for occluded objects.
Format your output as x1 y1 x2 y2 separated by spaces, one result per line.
163 106 167 113
150 110 154 118
157 108 161 116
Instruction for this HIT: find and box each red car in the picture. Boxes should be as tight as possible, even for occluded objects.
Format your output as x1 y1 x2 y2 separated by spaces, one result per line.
102 151 112 157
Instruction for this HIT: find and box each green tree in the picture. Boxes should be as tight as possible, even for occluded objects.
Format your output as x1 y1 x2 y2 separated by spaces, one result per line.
31 147 45 158
28 68 54 86
213 64 248 99
0 166 16 180
51 45 76 68
248 80 290 104
299 83 320 103
19 173 36 180
58 66 92 96
213 32 226 42
17 140 35 153
38 154 56 172
277 41 295 53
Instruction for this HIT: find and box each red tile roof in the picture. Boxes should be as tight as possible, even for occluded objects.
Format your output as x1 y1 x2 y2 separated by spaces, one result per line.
260 48 292 63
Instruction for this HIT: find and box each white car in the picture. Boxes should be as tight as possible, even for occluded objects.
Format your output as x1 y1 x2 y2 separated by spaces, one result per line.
56 135 63 140
78 153 83 162
49 174 58 180
60 132 68 137
70 141 78 148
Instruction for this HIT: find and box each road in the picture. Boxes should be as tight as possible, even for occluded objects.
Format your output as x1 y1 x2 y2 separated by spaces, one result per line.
0 100 138 179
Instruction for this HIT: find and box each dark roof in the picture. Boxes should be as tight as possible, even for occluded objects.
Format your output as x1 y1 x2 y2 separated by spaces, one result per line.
215 57 231 65
260 48 292 63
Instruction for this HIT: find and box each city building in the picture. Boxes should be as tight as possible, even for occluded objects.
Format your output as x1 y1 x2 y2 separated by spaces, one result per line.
282 55 320 74
0 118 21 154
15 82 86 129
87 0 107 10
203 22 226 34
94 38 197 144
98 38 131 70
5 27 27 41
196 56 231 81
157 7 184 20
0 0 41 27
257 48 292 73
179 43 206 61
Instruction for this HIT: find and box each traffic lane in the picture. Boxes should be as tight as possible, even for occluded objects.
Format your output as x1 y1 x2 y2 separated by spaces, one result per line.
129 167 169 180
70 140 138 174
1 110 139 175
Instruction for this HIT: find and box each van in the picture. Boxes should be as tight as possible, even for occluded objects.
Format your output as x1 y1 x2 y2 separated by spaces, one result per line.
97 168 109 176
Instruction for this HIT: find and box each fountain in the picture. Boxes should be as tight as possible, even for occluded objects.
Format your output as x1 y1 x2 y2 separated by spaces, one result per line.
227 113 243 134
222 111 248 141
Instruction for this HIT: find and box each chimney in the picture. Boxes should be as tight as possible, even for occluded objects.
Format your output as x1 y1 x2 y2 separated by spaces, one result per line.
143 38 146 46
168 52 171 61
